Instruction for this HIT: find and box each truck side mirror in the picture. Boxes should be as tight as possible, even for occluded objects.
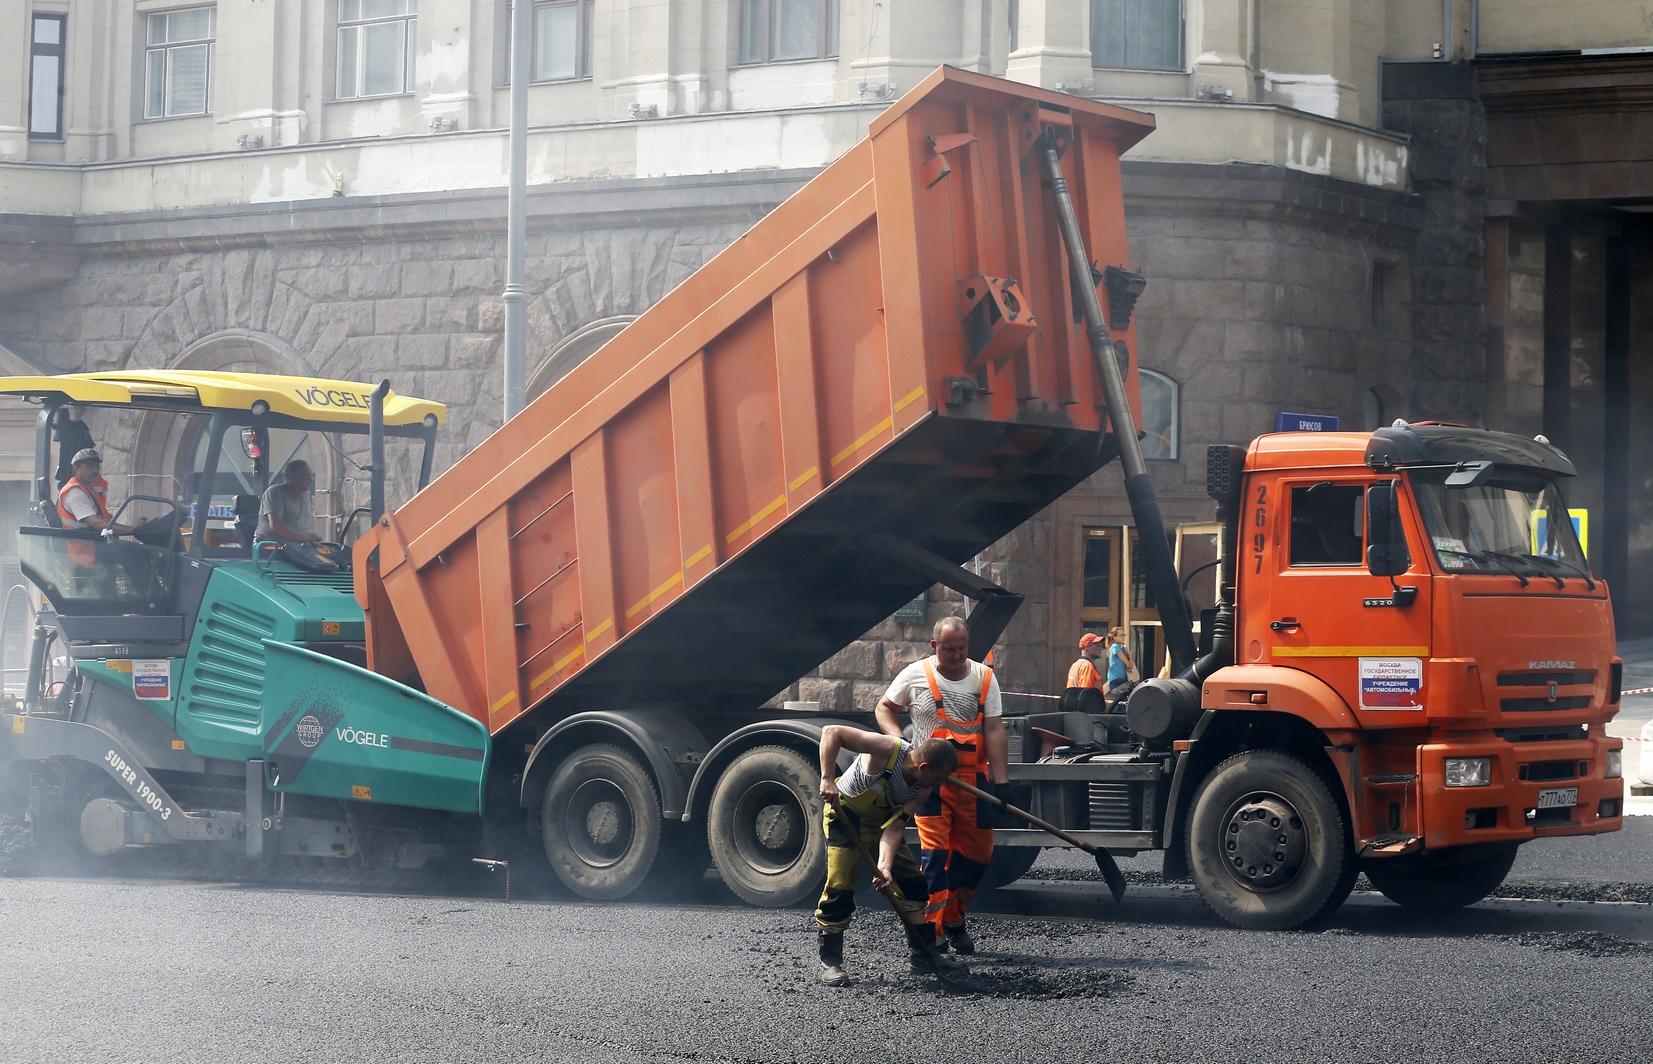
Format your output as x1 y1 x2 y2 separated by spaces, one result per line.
1366 481 1410 577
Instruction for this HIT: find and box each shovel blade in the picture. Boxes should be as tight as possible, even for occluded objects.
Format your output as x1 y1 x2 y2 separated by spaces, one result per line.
1093 849 1127 903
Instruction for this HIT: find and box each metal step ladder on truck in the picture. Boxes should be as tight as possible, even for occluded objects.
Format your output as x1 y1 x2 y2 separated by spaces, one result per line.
0 67 1625 929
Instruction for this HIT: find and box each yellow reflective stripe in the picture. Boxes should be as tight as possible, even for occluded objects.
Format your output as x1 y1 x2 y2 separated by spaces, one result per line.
831 416 894 467
490 690 518 713
625 571 684 619
683 544 712 568
585 617 614 642
788 466 819 492
725 494 786 544
893 385 926 413
1271 645 1430 658
532 644 586 689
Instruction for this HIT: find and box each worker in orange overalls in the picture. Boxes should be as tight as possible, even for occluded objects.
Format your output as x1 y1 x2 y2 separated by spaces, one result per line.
1067 631 1107 691
875 615 1006 955
57 448 133 569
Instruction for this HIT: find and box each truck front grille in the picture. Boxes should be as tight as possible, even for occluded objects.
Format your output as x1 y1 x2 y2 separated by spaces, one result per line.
1497 670 1596 687
1520 759 1587 782
1501 696 1592 713
1497 725 1586 743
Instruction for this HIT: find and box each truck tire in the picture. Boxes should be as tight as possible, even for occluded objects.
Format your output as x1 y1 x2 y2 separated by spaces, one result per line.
1363 843 1519 912
1187 750 1352 930
707 746 826 908
977 845 1041 892
541 744 663 901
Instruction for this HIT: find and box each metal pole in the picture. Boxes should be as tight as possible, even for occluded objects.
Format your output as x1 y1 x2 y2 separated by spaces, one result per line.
1037 136 1196 675
369 379 389 523
501 0 531 422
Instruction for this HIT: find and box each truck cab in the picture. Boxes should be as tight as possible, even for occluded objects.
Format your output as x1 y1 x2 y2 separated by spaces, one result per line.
1173 422 1623 926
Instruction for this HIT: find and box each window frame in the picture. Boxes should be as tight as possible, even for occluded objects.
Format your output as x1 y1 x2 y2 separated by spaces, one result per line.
529 0 593 83
1138 368 1180 461
1089 0 1184 73
142 6 216 120
737 0 840 66
336 0 419 101
29 13 67 140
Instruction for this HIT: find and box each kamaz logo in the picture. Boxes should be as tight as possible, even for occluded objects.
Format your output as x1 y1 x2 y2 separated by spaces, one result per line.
1529 661 1575 670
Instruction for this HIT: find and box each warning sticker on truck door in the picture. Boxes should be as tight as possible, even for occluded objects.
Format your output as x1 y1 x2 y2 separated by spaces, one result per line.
1359 657 1422 710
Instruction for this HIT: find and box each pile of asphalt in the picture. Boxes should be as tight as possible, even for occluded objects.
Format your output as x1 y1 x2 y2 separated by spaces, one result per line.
1512 930 1653 957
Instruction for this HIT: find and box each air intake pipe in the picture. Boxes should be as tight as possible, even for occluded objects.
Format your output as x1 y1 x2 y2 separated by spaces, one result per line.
1126 445 1244 746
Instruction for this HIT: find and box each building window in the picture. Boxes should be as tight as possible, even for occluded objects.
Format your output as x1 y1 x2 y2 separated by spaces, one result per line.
1139 369 1179 459
738 0 839 64
144 8 215 119
532 0 592 81
30 14 66 139
337 0 417 100
1090 0 1181 71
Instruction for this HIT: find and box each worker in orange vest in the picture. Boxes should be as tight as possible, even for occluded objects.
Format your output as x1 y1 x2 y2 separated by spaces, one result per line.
57 448 133 568
1067 631 1107 691
875 615 1006 955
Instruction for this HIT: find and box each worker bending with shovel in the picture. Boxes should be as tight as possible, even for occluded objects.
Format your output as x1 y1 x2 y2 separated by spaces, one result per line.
815 724 961 986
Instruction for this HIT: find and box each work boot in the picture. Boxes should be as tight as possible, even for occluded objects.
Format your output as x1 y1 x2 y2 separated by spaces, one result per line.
818 931 849 987
907 929 963 975
908 943 964 976
944 923 976 955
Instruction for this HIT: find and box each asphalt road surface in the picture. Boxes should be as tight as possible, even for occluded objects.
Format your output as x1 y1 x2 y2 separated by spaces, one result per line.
3 813 1651 1064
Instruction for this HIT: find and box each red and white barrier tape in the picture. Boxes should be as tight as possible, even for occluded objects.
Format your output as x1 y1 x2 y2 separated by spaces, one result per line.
1622 686 1653 696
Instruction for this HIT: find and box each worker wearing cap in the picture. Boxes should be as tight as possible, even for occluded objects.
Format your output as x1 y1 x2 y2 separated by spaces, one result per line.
1067 632 1107 691
57 448 133 567
815 725 960 985
874 614 1006 957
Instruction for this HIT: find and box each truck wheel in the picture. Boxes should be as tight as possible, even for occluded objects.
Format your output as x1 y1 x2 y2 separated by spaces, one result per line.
1187 750 1352 930
1363 843 1519 912
541 744 663 900
707 746 826 908
977 845 1041 892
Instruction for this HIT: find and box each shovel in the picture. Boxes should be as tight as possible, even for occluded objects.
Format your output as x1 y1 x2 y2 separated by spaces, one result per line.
947 775 1127 903
826 795 962 990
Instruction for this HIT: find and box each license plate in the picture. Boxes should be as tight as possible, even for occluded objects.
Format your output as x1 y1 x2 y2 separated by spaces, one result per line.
1536 787 1578 809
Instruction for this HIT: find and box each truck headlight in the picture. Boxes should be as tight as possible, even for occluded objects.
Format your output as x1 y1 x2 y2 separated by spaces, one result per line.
1606 749 1622 779
1445 757 1492 787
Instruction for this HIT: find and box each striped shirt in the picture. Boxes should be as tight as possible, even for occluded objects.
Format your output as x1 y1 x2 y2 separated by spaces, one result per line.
884 657 1002 743
838 738 922 807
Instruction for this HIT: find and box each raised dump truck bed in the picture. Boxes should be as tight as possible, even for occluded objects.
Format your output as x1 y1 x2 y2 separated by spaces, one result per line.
359 67 1156 737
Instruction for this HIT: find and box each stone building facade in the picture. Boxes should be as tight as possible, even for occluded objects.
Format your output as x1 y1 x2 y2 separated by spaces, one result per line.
4 0 1652 706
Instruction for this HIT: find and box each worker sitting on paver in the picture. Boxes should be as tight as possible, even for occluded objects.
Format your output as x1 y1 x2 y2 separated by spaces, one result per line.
815 724 959 986
256 459 322 545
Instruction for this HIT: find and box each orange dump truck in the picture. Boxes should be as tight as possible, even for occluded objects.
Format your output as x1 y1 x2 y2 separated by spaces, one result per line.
3 67 1622 930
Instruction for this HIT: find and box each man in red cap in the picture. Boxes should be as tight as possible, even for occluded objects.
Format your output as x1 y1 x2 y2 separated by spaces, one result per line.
1067 632 1107 692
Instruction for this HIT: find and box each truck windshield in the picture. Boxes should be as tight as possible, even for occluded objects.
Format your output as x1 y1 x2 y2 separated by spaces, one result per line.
1409 469 1590 579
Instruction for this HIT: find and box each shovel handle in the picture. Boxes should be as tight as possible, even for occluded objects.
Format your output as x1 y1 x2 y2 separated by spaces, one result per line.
946 774 1094 852
825 795 927 932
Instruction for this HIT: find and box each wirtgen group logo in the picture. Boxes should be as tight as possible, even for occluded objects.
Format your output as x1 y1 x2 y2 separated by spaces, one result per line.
296 714 324 749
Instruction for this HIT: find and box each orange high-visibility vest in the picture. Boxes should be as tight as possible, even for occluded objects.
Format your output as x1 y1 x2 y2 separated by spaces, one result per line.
1067 656 1104 690
57 478 110 568
922 658 993 774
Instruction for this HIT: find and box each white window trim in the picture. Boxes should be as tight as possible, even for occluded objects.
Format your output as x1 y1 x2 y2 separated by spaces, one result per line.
336 0 419 101
142 6 216 121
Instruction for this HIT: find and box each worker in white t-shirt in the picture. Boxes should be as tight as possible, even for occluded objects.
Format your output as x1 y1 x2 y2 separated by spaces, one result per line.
874 615 1006 956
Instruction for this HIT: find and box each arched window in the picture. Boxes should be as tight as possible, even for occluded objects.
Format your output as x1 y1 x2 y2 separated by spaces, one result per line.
527 316 637 400
1138 369 1179 460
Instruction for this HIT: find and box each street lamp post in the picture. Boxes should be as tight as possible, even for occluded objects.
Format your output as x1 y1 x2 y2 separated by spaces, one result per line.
501 0 530 421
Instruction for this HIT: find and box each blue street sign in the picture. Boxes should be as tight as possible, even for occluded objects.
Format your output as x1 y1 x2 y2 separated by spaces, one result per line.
1276 411 1340 433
